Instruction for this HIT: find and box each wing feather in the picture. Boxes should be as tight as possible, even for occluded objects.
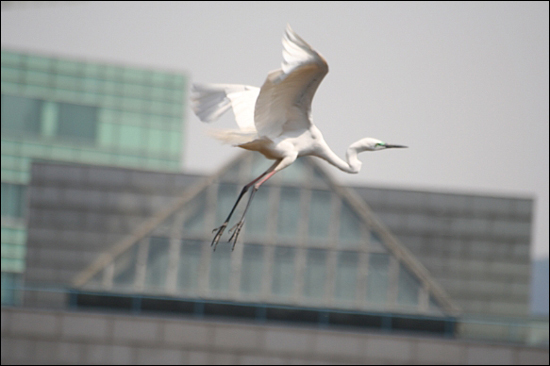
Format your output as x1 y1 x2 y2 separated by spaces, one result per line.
254 24 329 138
191 83 260 131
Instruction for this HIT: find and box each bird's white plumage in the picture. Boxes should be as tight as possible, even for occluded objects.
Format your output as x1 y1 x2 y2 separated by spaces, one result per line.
191 83 260 131
191 24 328 143
192 24 406 250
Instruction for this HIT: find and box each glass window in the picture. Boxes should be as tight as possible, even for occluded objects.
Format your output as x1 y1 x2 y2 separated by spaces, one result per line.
1 183 26 218
1 272 22 306
369 231 387 252
1 94 43 137
147 128 166 154
144 237 170 290
271 246 295 297
308 190 332 240
183 194 206 235
113 244 139 290
397 264 420 307
177 240 202 292
98 122 119 148
245 187 270 236
277 187 301 240
339 201 362 246
57 102 97 142
118 124 142 151
366 253 389 304
304 249 327 299
334 251 359 301
209 242 232 293
240 244 264 295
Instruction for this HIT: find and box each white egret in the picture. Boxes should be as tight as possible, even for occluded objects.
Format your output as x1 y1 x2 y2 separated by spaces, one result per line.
192 24 407 250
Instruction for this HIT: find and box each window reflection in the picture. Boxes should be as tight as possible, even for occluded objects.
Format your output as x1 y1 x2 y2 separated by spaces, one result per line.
183 194 206 235
240 244 264 295
1 94 42 136
366 253 389 304
113 245 139 290
397 264 420 307
177 240 202 292
209 243 232 293
272 247 295 297
277 187 300 239
304 249 327 299
144 237 170 290
57 102 97 142
335 251 358 301
308 190 332 240
339 201 362 246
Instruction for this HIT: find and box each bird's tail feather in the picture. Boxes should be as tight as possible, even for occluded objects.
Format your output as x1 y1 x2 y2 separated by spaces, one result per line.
206 128 258 145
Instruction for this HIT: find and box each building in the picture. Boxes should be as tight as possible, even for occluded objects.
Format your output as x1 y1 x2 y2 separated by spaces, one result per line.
354 185 533 318
0 153 547 364
1 49 187 304
1 49 546 365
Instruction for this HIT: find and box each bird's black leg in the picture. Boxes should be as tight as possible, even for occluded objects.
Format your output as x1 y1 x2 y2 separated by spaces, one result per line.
211 184 250 251
227 167 279 250
228 186 259 250
211 160 280 251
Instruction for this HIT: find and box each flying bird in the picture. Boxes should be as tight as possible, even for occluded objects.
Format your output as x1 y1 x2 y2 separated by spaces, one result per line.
191 24 407 251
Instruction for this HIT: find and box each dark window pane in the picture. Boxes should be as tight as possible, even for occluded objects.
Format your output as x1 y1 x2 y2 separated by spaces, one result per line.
177 240 203 292
304 249 327 299
308 190 332 240
240 244 264 294
1 183 26 218
367 253 389 304
209 242 232 293
335 251 359 301
144 237 170 290
272 247 295 297
1 94 42 136
57 102 97 142
277 187 300 240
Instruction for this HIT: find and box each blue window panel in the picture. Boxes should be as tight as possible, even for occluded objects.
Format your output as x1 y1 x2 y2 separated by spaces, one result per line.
308 190 332 240
113 245 138 290
1 94 43 137
209 243 232 293
334 251 359 301
144 237 170 290
367 253 389 304
177 240 202 292
397 264 420 307
277 187 301 240
240 244 264 295
339 201 362 247
1 183 26 218
304 249 327 299
57 102 98 142
272 247 295 297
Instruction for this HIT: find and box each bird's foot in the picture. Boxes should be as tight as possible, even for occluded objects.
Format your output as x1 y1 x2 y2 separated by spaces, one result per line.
211 223 228 251
228 221 245 251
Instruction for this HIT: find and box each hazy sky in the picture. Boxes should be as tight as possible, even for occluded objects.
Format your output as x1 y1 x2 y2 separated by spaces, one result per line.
2 2 548 259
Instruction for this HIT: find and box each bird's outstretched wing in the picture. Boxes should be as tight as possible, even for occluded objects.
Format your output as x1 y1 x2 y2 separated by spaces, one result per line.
254 24 329 138
191 83 260 131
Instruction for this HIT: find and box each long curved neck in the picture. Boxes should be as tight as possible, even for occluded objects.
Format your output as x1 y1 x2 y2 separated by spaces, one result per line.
317 141 363 174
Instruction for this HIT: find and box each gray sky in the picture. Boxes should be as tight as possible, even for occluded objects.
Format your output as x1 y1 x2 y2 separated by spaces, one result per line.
2 2 548 259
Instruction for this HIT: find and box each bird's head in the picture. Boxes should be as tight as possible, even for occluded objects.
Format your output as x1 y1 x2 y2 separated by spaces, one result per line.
351 137 408 152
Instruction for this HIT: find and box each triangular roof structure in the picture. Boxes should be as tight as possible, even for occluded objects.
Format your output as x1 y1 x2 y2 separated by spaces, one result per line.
73 152 460 316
